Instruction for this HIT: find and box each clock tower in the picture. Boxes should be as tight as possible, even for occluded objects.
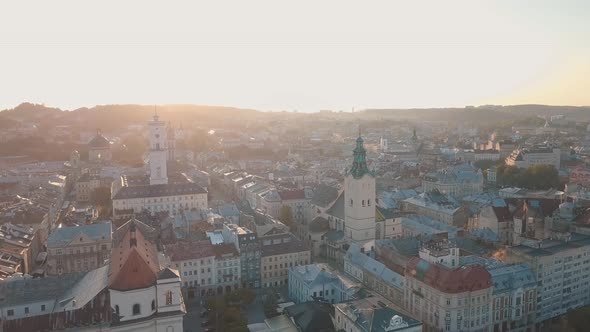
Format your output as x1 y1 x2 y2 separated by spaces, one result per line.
149 112 168 185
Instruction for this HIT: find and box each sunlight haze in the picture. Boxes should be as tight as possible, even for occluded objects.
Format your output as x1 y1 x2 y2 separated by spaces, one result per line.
1 0 589 111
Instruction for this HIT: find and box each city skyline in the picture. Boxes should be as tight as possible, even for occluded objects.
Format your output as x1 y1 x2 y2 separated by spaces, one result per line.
2 0 589 112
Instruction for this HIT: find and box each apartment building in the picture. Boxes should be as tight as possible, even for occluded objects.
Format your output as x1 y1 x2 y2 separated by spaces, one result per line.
165 240 218 297
507 233 590 323
46 222 112 275
260 233 310 288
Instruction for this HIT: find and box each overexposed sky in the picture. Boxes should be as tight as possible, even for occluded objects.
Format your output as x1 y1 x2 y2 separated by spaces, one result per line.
1 0 589 112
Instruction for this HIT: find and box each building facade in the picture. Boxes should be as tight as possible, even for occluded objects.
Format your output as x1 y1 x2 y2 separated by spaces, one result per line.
46 222 112 275
222 223 261 288
505 146 561 170
260 233 310 288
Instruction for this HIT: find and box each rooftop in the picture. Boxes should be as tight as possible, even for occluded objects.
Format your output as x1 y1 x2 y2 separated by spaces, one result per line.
112 182 207 200
0 265 109 311
261 233 309 257
47 222 112 248
335 296 422 332
406 257 492 294
165 240 216 261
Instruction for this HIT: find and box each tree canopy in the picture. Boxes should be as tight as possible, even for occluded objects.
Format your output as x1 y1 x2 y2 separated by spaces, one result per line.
497 164 560 189
279 205 294 230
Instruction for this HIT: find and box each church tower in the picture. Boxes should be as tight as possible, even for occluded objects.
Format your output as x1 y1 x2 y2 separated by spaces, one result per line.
344 132 376 242
167 122 176 161
149 112 168 185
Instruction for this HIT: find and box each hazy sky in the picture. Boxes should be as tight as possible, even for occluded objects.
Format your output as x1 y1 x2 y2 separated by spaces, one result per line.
1 1 589 112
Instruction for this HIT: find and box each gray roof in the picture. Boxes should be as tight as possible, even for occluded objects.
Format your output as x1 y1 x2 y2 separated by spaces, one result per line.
311 185 340 208
345 243 370 266
376 238 420 257
309 216 330 233
113 182 207 200
324 230 344 242
284 302 335 332
47 222 112 247
260 233 309 257
326 191 344 220
0 265 109 310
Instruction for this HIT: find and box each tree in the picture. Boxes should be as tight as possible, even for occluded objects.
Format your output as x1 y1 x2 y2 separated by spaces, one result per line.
90 186 112 206
497 164 559 190
237 288 255 305
279 205 294 230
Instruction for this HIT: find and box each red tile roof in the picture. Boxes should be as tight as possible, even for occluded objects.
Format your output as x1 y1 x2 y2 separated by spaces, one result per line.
109 224 159 291
406 257 492 294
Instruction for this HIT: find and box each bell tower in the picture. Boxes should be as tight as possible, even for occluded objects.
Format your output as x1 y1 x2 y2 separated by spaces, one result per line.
344 131 376 242
149 110 168 185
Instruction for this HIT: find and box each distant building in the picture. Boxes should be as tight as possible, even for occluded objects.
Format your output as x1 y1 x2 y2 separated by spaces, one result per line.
505 146 560 169
422 163 484 198
401 190 469 227
46 222 112 275
75 171 107 202
88 131 112 163
111 114 207 219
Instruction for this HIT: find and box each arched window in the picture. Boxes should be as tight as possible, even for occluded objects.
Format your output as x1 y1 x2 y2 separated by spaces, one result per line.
151 300 155 311
166 290 173 305
115 305 120 316
132 303 141 315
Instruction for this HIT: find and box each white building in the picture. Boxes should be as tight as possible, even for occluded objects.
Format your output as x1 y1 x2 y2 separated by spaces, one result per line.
505 146 561 170
507 233 590 322
422 164 484 198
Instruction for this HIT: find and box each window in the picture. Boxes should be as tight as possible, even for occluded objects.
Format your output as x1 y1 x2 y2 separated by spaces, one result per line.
41 304 46 311
151 300 156 311
25 307 29 314
115 305 120 316
166 290 173 305
362 200 365 207
7 309 14 316
350 199 353 206
368 199 371 206
132 303 141 315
